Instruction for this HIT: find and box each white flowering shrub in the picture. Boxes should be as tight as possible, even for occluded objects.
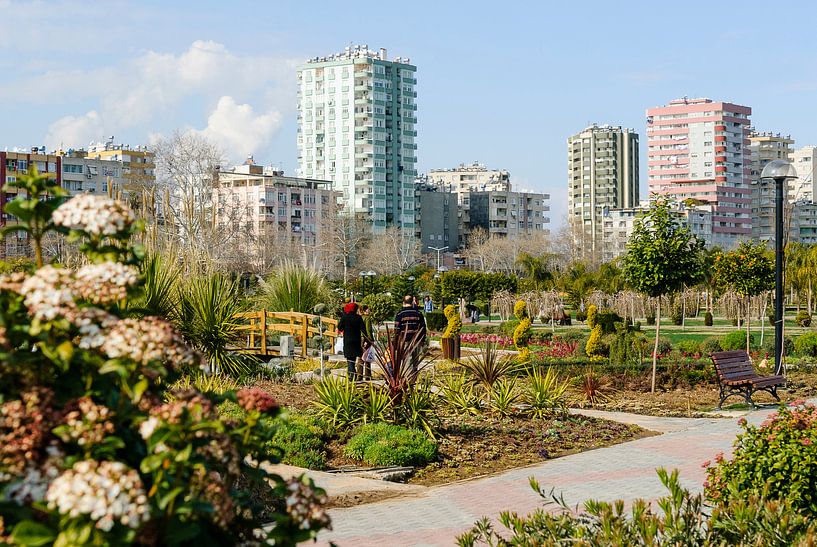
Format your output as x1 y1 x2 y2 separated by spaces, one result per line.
0 169 329 545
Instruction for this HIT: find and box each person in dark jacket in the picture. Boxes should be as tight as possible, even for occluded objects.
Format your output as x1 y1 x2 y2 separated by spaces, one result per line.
337 302 365 381
393 295 427 372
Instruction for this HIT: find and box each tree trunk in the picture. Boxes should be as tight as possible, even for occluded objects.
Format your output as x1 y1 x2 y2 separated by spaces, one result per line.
746 296 751 354
681 290 686 330
652 299 661 394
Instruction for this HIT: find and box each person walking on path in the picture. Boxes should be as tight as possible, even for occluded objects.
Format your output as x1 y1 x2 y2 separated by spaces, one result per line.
394 295 427 372
337 302 365 381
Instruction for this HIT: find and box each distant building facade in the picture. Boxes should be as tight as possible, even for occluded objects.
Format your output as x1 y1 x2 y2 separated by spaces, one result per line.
749 131 794 242
567 124 639 261
414 178 459 253
468 190 550 238
85 141 155 195
297 45 417 233
646 97 752 248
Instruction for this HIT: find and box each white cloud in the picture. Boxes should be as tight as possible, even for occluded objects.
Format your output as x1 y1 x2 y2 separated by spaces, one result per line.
44 110 105 151
0 40 300 153
194 96 282 159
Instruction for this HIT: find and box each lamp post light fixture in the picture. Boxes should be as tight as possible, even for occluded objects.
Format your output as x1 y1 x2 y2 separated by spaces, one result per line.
761 159 798 375
359 270 376 299
429 245 448 272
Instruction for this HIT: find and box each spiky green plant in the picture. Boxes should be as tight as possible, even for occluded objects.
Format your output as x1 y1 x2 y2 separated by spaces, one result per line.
258 261 332 313
362 385 392 424
489 378 519 418
398 379 439 439
526 367 569 418
177 273 255 376
462 341 519 392
133 252 180 319
437 372 482 415
167 373 239 401
312 375 362 428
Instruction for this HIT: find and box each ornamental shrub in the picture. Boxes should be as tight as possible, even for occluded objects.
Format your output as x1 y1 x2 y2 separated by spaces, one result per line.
344 423 437 467
700 336 723 355
442 304 463 338
796 310 813 328
794 332 817 357
704 311 714 326
721 330 753 351
705 402 817 514
499 319 520 336
586 304 598 329
595 309 623 334
425 310 446 332
267 413 331 471
585 325 605 359
513 300 532 348
361 293 397 325
0 169 329 545
676 340 701 355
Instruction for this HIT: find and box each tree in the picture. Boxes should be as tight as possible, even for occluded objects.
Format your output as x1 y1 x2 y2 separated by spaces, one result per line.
356 226 422 276
516 252 554 290
329 213 371 284
622 197 704 392
715 241 775 352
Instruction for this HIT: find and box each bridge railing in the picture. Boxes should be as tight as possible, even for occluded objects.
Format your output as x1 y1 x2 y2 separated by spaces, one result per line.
233 309 339 358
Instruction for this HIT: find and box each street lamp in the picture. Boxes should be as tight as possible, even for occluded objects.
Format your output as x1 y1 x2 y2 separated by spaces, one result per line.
359 270 376 299
429 245 448 271
761 159 798 375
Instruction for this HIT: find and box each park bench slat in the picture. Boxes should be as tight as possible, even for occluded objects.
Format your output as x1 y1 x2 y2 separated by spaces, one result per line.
710 350 784 409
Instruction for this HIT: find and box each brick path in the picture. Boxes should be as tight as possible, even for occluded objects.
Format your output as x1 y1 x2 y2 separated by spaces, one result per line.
316 406 776 547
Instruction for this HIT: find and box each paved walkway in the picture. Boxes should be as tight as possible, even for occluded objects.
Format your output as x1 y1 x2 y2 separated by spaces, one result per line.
315 405 779 547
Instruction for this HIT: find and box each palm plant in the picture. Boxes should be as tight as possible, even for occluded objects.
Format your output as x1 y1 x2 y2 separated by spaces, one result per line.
177 272 255 376
462 341 518 392
526 367 569 418
368 327 429 404
312 375 362 428
258 261 332 313
132 252 180 319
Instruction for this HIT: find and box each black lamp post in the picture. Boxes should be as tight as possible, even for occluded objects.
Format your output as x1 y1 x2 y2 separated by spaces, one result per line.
359 270 376 299
761 160 798 375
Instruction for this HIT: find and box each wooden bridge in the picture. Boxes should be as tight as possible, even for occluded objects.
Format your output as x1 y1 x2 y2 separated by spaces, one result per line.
233 309 339 358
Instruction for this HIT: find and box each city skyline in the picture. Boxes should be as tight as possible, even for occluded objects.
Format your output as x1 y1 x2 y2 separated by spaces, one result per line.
2 0 817 227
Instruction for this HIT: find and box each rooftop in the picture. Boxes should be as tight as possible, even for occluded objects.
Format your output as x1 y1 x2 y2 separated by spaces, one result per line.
305 45 411 65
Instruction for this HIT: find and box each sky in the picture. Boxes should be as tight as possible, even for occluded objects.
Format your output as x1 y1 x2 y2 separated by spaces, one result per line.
2 0 817 227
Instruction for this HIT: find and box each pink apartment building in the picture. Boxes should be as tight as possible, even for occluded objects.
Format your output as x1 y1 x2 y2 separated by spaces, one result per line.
646 97 752 247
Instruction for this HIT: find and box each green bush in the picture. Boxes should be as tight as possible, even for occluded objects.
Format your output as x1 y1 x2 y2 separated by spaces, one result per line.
701 336 723 355
794 332 817 357
645 314 655 326
426 310 447 332
361 293 397 324
704 311 713 326
344 423 437 467
720 330 752 351
676 340 701 355
499 319 520 336
705 403 817 514
575 310 587 322
796 310 812 328
762 334 793 357
595 309 623 334
267 413 330 470
671 310 683 326
585 325 605 359
656 337 673 356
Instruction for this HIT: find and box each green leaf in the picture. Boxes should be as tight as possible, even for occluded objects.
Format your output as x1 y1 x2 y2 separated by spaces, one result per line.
175 443 192 463
99 360 128 376
157 487 185 510
140 453 167 473
132 378 149 403
11 520 56 547
56 340 74 363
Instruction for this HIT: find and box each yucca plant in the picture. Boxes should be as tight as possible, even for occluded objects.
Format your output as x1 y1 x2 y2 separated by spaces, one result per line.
133 252 180 319
312 375 362 428
462 341 519 392
398 379 439 439
167 373 239 401
177 272 256 376
526 367 570 418
574 368 614 408
489 378 519 418
437 372 482 415
258 261 333 313
361 385 392 424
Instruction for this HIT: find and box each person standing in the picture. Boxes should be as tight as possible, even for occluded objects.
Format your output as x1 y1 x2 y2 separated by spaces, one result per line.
423 296 433 313
337 302 364 381
394 295 427 372
359 304 375 381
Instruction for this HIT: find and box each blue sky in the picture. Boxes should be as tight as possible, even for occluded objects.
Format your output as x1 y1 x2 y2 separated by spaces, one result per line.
2 0 816 226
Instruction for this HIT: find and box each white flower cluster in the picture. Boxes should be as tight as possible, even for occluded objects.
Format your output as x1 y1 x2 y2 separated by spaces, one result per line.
46 460 150 532
5 464 59 505
284 477 330 531
52 195 136 236
73 263 139 304
138 416 159 441
18 266 76 321
102 317 199 368
75 308 119 350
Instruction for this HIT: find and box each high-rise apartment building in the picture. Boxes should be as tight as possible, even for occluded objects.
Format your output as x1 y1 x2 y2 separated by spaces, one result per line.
567 124 639 260
646 97 752 247
749 132 794 241
790 146 817 202
297 45 417 233
427 162 512 242
414 178 459 253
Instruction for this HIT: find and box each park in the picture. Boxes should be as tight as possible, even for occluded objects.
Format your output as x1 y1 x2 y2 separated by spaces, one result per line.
2 168 817 546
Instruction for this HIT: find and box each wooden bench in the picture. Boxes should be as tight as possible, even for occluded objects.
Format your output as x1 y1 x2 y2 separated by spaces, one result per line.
710 350 785 409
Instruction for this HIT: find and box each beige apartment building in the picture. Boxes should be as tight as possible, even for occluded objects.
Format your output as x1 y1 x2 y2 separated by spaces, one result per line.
749 131 794 241
567 124 639 262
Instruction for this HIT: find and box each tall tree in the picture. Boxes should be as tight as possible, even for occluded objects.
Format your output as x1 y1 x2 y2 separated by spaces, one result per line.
715 241 775 352
329 212 371 284
622 197 704 392
357 226 422 276
516 252 554 290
